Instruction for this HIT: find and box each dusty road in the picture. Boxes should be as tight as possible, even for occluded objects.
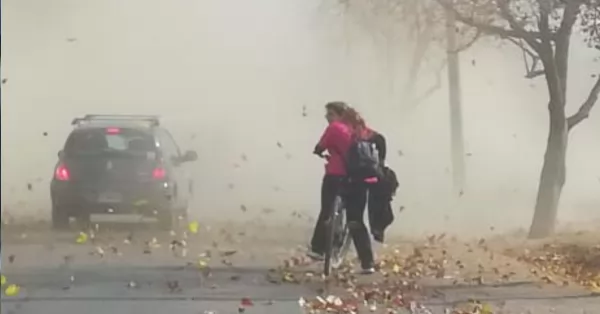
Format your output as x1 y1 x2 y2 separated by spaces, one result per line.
2 220 600 314
1 220 319 314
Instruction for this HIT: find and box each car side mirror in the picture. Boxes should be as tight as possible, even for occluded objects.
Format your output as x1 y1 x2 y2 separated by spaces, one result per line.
57 150 65 159
181 150 198 163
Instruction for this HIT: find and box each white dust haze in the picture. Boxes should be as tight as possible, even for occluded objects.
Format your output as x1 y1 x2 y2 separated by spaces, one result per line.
2 0 599 236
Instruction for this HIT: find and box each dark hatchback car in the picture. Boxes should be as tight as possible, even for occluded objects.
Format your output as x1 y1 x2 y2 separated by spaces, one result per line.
50 115 197 230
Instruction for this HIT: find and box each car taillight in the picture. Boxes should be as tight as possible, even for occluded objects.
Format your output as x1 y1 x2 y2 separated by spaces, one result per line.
55 164 70 181
152 167 166 180
105 127 121 134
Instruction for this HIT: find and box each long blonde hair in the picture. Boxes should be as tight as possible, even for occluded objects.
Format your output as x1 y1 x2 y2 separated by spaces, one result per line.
324 102 373 138
342 107 372 139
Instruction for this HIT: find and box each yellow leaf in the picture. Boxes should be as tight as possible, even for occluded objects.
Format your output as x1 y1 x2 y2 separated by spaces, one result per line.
590 281 600 293
198 260 208 269
76 232 88 244
283 273 295 282
392 264 401 274
481 303 494 314
4 284 20 296
1 275 6 286
188 221 199 234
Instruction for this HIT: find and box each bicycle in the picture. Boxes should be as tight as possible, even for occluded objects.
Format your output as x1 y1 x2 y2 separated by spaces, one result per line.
322 183 353 277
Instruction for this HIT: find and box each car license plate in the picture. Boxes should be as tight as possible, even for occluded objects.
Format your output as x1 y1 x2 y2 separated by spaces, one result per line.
98 192 122 203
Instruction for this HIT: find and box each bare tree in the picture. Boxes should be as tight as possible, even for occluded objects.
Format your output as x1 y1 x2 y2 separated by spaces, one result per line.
434 0 600 238
326 0 599 238
330 0 599 238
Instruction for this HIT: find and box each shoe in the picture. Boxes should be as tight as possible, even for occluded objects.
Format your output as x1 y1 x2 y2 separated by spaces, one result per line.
306 250 325 261
360 267 376 275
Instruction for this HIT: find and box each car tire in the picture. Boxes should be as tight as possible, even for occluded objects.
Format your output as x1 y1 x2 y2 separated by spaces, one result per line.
157 211 174 231
76 212 92 229
52 204 70 230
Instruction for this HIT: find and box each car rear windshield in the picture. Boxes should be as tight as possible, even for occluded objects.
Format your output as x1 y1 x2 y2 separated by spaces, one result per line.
64 128 157 156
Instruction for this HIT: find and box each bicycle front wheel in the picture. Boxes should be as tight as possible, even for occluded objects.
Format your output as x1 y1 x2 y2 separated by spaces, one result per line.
323 195 351 276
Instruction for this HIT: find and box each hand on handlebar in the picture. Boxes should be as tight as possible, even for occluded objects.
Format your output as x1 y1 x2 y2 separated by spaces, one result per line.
314 151 330 160
313 145 330 160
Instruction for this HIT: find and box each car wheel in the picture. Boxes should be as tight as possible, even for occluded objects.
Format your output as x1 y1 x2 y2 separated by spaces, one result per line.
76 212 92 229
52 204 70 230
157 211 174 231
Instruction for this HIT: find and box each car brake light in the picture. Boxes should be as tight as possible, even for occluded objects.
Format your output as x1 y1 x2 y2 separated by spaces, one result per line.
152 167 166 179
55 164 70 181
105 127 121 134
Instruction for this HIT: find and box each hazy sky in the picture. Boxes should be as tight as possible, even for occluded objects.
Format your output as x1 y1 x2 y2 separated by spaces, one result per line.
2 0 599 235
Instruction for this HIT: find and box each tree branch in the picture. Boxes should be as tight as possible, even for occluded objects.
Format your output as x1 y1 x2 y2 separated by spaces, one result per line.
505 37 545 78
412 60 447 106
567 75 600 130
404 60 447 113
497 0 543 51
435 0 543 42
449 28 482 53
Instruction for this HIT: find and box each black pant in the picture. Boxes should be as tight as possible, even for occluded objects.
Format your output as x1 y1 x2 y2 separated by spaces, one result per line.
345 181 375 269
310 175 374 269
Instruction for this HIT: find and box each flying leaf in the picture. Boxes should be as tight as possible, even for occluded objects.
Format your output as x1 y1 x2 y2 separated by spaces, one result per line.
241 297 254 307
4 284 20 296
76 232 88 244
198 260 208 269
188 221 199 234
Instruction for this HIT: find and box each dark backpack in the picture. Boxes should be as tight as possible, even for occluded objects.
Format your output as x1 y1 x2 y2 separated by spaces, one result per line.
345 137 382 179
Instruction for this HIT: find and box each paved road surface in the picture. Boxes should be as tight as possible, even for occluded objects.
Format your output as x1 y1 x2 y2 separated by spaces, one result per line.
2 221 600 314
1 221 318 314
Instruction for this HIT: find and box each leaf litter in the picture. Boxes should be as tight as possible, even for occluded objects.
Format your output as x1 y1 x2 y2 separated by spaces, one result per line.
293 233 599 313
511 242 600 292
5 215 599 313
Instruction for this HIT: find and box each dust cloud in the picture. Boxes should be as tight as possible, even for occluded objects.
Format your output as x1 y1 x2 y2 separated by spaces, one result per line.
1 0 599 237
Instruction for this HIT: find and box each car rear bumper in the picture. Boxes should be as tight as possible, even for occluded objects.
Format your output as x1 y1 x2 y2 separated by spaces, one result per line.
50 180 174 215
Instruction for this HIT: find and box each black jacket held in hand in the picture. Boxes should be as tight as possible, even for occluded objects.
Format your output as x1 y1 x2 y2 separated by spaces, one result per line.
368 166 399 240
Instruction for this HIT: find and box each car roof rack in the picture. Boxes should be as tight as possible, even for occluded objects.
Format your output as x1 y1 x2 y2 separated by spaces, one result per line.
71 114 160 127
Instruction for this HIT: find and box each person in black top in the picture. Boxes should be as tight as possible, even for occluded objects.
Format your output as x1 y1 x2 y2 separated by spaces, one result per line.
345 111 397 243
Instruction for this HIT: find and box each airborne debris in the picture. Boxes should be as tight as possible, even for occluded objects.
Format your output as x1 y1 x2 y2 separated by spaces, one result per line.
4 284 20 297
75 232 88 244
166 280 181 293
188 221 199 234
240 297 254 307
220 250 237 257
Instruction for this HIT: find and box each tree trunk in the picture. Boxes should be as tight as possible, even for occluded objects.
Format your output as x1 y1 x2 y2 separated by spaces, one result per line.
445 7 466 193
528 106 568 239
